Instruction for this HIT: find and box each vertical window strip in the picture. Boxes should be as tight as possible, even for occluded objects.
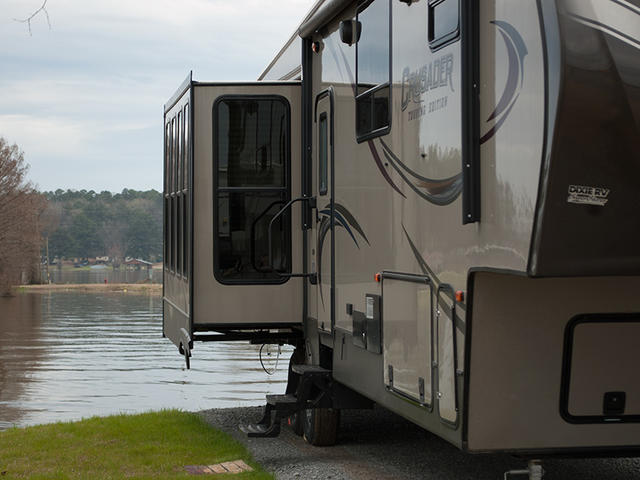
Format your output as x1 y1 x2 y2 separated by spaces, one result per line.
183 104 190 278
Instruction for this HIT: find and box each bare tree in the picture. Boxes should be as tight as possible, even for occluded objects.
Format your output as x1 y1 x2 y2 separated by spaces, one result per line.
13 0 51 36
0 138 45 295
101 220 130 269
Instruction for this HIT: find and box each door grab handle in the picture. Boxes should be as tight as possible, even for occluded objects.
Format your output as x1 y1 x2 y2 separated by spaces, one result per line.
268 196 316 279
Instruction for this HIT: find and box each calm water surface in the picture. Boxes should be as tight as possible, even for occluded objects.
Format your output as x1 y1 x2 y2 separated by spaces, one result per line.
0 292 291 430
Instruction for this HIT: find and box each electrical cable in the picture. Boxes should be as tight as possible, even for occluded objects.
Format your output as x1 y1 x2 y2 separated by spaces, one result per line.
259 343 282 375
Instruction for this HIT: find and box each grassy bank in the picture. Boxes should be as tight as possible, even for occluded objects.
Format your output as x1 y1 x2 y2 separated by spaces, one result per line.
0 410 272 479
16 283 162 295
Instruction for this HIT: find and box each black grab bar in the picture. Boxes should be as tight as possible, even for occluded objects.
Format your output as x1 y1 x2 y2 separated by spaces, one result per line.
268 196 316 279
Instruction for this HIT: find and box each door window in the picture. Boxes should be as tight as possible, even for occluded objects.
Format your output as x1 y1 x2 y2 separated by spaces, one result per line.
213 96 291 284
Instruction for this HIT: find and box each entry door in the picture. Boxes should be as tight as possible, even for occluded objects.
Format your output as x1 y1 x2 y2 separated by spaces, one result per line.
314 91 334 333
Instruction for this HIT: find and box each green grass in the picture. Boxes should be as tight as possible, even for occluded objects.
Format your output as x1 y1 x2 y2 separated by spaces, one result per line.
0 410 273 480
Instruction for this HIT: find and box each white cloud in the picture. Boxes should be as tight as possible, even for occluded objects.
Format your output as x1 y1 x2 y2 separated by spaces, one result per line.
0 0 316 191
0 114 90 157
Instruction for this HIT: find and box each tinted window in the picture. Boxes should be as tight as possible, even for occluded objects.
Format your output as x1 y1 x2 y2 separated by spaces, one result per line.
183 104 189 191
319 113 328 196
214 97 291 284
429 0 460 49
356 0 391 141
216 99 287 188
357 0 390 89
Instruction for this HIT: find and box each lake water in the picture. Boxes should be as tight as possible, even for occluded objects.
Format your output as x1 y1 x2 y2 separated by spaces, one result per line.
0 292 291 430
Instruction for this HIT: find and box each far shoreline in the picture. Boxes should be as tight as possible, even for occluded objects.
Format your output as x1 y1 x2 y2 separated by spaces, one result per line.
15 283 162 295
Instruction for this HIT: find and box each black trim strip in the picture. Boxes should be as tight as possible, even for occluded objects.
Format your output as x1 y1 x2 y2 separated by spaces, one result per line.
461 0 480 223
189 82 195 335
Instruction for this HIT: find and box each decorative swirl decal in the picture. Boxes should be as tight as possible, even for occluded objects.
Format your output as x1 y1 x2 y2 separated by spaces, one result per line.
324 22 527 206
317 203 369 308
379 139 462 206
480 21 528 144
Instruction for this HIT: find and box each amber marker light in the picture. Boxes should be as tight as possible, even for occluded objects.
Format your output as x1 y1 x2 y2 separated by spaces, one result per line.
374 273 382 283
455 290 464 302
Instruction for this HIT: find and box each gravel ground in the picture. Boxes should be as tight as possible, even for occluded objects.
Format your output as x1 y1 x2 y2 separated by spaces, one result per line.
199 406 640 480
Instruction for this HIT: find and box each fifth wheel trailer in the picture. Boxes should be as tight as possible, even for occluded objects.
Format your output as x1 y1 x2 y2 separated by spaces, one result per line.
162 0 640 475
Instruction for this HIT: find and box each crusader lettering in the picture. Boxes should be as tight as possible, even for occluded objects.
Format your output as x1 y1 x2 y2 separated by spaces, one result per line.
401 54 454 112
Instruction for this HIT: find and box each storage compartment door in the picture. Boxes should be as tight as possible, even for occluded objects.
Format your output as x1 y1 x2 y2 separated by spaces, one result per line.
382 273 433 406
562 316 640 423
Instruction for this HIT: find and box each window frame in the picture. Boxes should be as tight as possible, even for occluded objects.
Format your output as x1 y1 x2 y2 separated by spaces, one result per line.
355 0 392 143
177 111 183 276
171 117 177 273
164 122 171 268
428 0 461 51
182 103 190 279
211 94 293 286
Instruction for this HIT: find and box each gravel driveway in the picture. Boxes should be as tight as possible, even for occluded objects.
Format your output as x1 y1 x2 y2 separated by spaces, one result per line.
199 406 640 480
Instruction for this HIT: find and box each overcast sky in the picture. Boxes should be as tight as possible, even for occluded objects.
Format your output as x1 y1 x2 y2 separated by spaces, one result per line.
0 0 313 193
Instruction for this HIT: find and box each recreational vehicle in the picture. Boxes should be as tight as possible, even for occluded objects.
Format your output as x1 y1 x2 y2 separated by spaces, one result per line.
163 0 640 476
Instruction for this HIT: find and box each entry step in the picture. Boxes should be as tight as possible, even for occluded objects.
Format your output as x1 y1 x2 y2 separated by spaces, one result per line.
239 422 281 438
291 364 331 375
266 394 297 406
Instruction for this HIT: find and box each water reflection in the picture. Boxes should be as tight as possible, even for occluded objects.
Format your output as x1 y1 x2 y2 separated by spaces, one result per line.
0 292 290 430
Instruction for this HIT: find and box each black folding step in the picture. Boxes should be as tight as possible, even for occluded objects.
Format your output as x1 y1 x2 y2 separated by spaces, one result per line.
240 365 333 438
291 364 331 375
266 394 297 407
239 421 281 438
239 394 300 438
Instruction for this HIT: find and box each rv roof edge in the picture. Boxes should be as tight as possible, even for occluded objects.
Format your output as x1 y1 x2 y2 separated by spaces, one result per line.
298 0 352 38
164 71 192 115
259 0 323 80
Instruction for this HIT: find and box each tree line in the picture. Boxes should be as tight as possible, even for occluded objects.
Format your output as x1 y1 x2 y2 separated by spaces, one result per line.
43 188 163 265
0 136 163 294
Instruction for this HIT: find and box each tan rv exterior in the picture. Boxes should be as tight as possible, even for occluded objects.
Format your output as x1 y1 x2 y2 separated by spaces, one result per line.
163 0 640 460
